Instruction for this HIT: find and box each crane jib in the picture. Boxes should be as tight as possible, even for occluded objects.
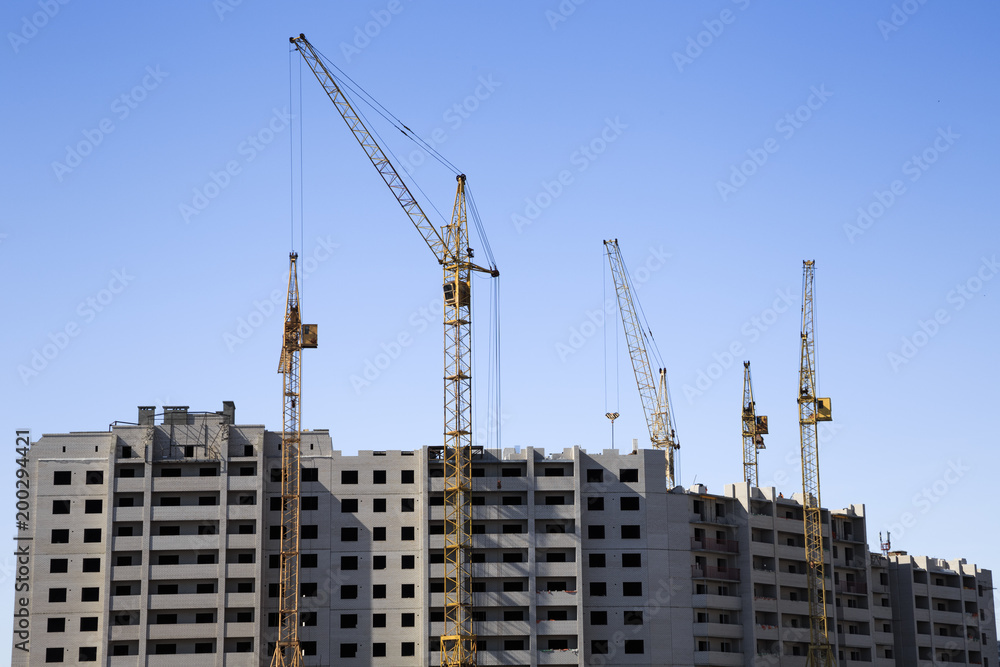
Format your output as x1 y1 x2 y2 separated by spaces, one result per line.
291 34 492 667
290 34 457 263
604 239 679 488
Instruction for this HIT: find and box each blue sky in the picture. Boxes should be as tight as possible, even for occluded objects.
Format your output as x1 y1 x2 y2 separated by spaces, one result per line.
2 0 998 652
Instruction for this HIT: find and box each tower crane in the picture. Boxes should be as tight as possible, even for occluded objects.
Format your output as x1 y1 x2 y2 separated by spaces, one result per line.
798 260 835 666
290 34 498 667
603 239 680 487
741 361 768 487
271 253 318 667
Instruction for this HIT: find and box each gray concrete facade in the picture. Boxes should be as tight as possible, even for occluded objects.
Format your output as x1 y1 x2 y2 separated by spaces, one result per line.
11 404 997 666
887 554 997 666
13 404 268 666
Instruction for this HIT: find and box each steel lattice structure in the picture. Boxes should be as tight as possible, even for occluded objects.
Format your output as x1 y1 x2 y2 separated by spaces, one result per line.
441 176 476 666
291 35 496 666
798 260 836 667
604 239 680 487
742 361 767 487
271 253 316 667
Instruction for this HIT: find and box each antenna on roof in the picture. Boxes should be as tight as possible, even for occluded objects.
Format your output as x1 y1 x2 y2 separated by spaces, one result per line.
880 531 892 557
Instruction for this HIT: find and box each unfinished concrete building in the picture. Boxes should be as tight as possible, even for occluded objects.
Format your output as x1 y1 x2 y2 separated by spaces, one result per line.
11 403 998 666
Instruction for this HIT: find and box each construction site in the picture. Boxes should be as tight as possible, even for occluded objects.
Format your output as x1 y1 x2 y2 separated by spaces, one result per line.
8 20 999 667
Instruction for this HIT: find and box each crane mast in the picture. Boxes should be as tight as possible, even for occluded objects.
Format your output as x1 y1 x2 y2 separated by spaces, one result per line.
741 361 767 487
603 239 679 487
271 253 317 667
290 34 496 667
798 260 835 667
441 174 475 667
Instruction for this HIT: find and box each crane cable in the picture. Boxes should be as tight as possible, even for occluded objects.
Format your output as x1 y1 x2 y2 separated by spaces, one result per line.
288 47 305 290
303 42 497 271
308 42 462 175
620 251 674 413
475 270 502 453
465 182 497 272
621 256 663 370
301 40 502 447
619 244 681 473
297 41 451 226
288 49 295 252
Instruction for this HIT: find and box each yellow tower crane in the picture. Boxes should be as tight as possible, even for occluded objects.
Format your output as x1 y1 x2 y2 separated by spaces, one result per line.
798 260 835 666
741 361 768 487
271 253 318 667
603 239 680 487
290 34 498 667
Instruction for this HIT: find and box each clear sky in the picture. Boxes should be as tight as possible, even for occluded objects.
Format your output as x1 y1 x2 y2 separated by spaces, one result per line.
2 0 998 654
